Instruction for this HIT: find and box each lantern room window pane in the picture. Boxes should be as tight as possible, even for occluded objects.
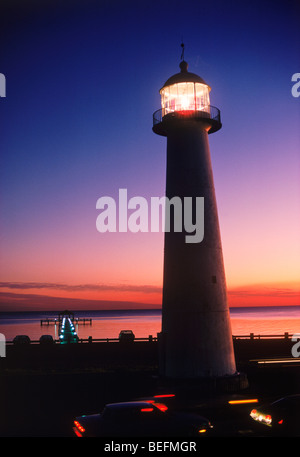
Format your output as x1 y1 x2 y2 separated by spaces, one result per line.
161 86 170 114
161 82 210 115
176 82 194 111
195 83 210 112
169 84 177 112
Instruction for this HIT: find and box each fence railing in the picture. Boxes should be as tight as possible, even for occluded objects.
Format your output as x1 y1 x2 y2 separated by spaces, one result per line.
6 333 298 345
233 332 294 340
6 335 158 345
153 105 221 128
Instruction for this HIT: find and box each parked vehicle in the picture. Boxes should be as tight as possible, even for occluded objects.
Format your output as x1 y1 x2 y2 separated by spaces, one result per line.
39 335 54 345
119 330 135 343
13 335 31 345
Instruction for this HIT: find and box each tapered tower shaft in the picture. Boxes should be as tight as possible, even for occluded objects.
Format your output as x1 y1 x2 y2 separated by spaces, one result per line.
161 120 236 378
153 58 236 379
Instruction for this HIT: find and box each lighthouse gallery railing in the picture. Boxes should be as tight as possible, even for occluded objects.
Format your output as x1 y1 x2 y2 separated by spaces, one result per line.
153 105 221 128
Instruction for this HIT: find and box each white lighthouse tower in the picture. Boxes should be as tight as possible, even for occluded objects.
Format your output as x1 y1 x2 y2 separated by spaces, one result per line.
153 49 238 383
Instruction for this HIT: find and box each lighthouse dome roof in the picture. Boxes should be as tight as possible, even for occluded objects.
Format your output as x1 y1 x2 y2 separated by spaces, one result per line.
160 60 211 91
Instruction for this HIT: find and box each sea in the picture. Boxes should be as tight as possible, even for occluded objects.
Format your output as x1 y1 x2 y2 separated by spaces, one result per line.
1 306 300 342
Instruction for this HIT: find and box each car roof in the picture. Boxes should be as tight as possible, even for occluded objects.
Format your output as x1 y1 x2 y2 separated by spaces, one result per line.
272 394 300 404
105 401 155 410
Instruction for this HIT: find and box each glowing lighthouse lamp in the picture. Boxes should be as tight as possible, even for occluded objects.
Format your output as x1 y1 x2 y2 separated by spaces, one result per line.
153 56 221 135
153 47 245 390
160 62 210 116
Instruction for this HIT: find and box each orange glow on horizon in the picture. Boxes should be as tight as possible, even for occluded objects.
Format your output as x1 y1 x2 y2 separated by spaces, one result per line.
227 281 300 307
0 279 299 311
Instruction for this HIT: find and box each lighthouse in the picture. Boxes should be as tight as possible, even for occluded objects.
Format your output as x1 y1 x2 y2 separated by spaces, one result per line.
153 50 237 381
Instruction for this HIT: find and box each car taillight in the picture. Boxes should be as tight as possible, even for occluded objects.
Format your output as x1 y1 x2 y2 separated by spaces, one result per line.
73 428 82 437
146 400 168 412
74 420 85 433
141 407 154 412
264 414 272 425
154 402 168 412
250 409 272 426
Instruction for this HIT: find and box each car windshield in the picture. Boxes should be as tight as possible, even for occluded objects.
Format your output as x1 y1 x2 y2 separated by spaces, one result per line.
270 397 300 415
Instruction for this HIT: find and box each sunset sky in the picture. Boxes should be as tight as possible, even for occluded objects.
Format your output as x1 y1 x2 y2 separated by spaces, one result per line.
0 0 299 311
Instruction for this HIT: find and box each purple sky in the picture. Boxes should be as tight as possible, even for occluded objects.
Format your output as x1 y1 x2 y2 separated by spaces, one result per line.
0 0 299 310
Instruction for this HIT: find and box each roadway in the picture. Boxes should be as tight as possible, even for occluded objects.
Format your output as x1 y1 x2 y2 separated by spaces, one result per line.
1 357 300 437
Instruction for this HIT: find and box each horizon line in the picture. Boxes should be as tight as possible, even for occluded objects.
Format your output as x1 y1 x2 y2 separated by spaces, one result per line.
1 303 300 313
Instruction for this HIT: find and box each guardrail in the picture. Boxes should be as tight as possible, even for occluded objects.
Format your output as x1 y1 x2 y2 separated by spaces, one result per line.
6 335 158 345
6 333 297 345
233 332 293 340
153 105 221 128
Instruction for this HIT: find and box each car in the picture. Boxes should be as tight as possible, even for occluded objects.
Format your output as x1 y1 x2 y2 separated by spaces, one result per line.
13 335 31 345
250 394 300 436
39 335 55 345
73 401 213 437
118 330 135 343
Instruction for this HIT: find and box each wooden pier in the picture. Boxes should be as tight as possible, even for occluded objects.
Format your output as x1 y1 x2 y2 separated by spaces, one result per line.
41 317 92 325
41 310 92 326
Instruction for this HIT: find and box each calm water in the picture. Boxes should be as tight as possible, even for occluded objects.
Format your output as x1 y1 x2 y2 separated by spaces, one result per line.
1 307 300 342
